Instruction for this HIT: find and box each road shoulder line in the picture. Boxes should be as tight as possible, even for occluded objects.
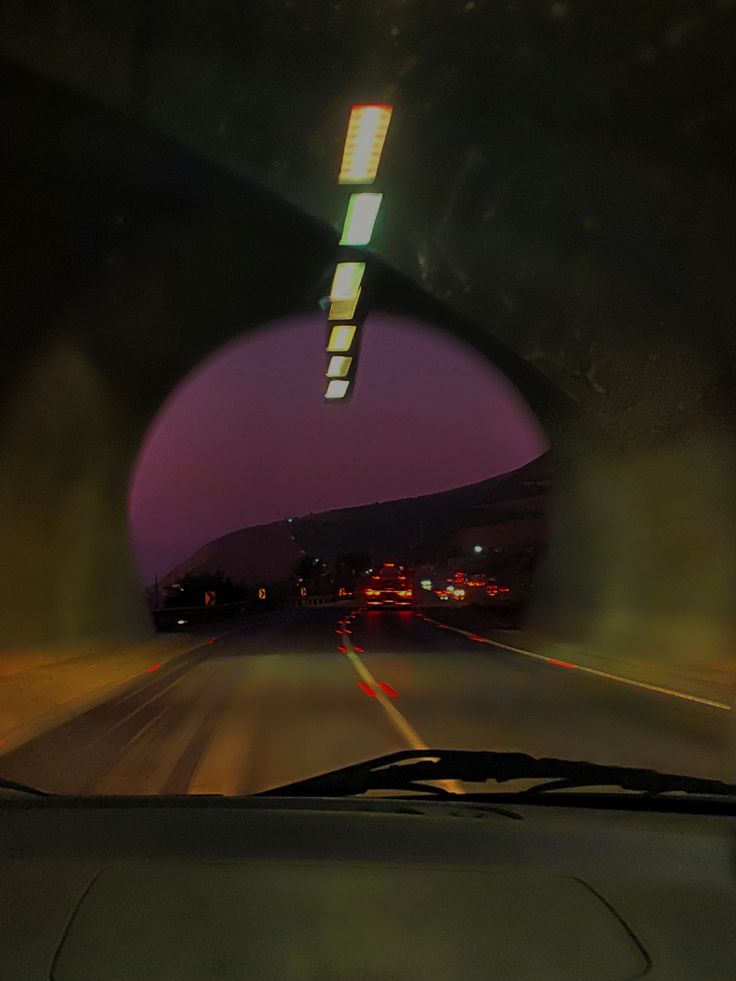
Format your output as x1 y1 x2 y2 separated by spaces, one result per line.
420 615 731 711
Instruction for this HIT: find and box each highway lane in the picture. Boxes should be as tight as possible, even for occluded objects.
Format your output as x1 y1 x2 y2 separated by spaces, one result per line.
0 607 731 795
349 610 731 781
0 610 403 796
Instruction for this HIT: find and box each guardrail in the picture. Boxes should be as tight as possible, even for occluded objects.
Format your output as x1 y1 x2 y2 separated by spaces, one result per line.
151 594 348 630
150 600 255 632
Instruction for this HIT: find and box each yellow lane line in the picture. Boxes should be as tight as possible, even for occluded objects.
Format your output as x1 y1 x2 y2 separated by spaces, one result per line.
339 618 464 794
421 616 732 711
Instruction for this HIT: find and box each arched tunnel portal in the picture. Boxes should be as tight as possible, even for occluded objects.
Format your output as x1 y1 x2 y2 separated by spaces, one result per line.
2 2 735 687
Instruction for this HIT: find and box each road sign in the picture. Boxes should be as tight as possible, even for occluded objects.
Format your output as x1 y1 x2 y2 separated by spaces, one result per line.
204 591 216 607
258 587 267 600
299 587 307 597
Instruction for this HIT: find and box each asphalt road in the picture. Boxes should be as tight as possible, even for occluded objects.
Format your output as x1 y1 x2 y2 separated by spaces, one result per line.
0 608 731 795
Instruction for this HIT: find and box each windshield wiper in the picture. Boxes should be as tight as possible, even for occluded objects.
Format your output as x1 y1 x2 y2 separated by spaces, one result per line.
0 776 50 797
258 748 736 799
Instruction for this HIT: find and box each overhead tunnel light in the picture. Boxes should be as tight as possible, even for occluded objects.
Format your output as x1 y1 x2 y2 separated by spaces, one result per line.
325 379 350 400
328 262 364 321
340 193 383 246
324 104 393 402
326 355 353 378
330 261 365 300
328 291 361 321
338 105 393 185
327 324 357 352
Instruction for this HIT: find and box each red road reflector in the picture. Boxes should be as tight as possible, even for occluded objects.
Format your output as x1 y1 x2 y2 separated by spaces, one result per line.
469 634 487 643
547 658 576 669
358 682 376 697
146 663 161 673
378 682 398 698
207 638 216 645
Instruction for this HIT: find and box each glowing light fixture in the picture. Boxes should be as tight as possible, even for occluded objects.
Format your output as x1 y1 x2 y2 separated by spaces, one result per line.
330 261 365 300
328 292 361 320
339 105 392 184
327 324 357 352
328 262 364 320
340 192 383 246
326 355 353 378
325 379 350 400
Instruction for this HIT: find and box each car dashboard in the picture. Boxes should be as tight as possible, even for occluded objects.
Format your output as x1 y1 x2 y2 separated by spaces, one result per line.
1 794 735 980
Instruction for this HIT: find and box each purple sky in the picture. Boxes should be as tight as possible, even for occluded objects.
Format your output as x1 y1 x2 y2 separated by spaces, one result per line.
128 312 547 584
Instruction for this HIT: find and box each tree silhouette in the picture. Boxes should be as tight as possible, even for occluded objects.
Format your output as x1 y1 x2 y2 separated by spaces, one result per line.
164 570 247 607
293 554 323 582
335 551 371 580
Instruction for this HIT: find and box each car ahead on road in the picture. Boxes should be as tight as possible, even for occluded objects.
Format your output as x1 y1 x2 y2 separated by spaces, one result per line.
484 580 513 606
362 563 415 609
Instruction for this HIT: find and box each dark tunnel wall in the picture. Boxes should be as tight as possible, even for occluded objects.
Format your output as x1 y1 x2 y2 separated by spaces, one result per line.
2 2 736 674
1 61 562 647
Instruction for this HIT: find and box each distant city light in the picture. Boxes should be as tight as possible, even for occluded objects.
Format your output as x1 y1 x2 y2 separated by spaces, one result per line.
326 355 353 378
327 324 357 352
420 579 433 590
473 545 483 554
338 105 393 185
325 379 350 400
330 261 365 300
340 192 383 246
176 619 187 625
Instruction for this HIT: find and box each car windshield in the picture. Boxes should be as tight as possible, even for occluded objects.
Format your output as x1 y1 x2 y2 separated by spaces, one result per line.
1 3 735 799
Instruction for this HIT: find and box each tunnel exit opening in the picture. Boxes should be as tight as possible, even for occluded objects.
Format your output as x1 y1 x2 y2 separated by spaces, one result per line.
128 310 551 633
